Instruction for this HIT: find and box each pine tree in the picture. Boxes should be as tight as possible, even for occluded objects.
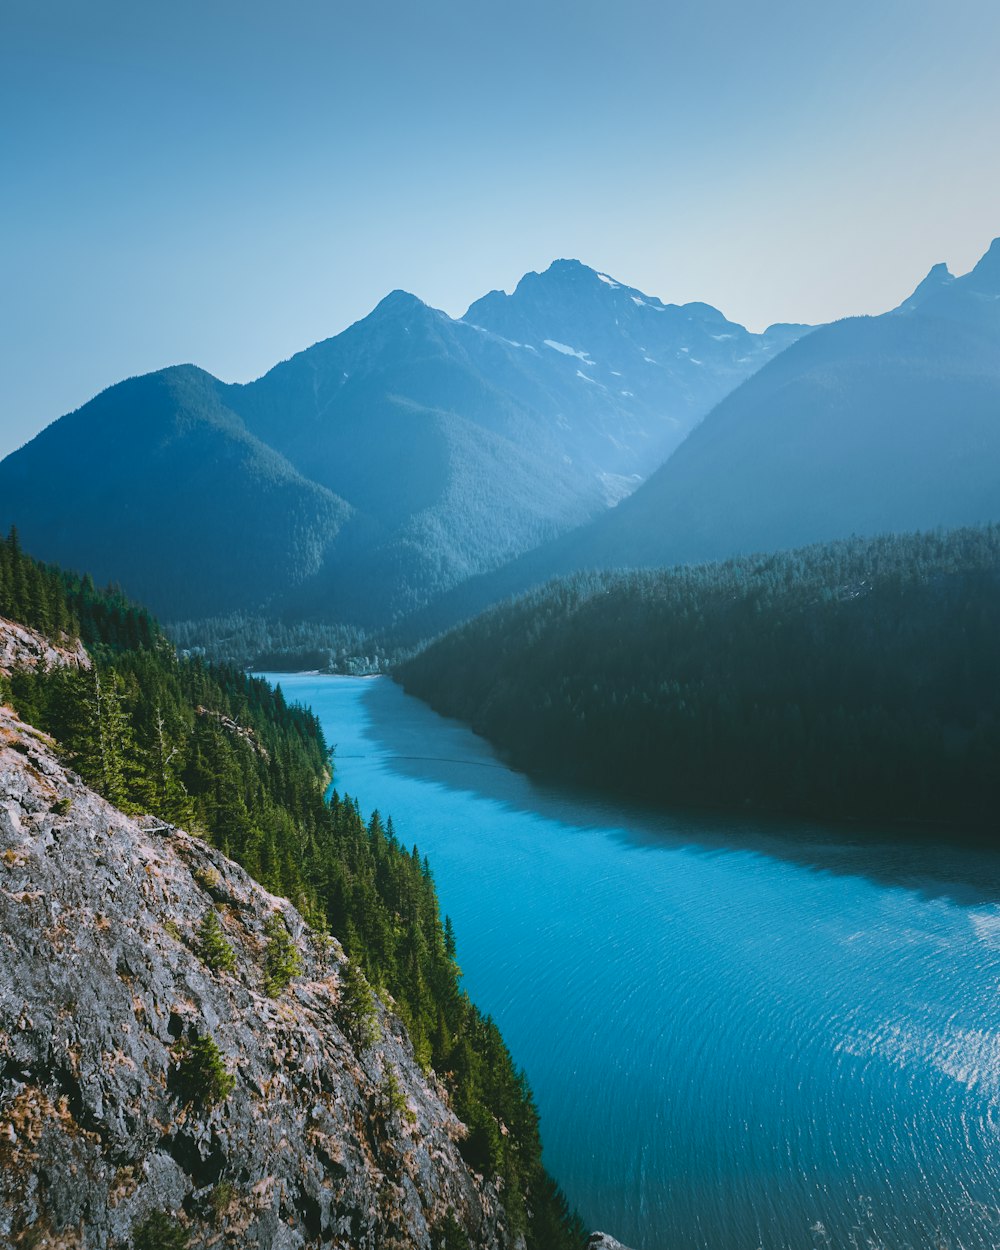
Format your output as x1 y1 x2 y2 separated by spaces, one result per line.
339 957 380 1047
74 667 133 807
197 907 236 973
262 913 302 997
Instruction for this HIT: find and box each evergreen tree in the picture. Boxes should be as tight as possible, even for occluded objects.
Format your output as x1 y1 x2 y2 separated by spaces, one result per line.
197 907 236 973
262 914 302 997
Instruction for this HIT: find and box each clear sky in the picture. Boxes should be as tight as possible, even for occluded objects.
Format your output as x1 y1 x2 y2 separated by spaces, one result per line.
2 0 999 458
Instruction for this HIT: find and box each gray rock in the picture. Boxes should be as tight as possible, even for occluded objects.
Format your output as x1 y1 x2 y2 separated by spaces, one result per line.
0 704 520 1249
587 1234 636 1250
0 615 90 678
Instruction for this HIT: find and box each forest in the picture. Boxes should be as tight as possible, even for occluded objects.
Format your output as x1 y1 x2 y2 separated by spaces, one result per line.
0 527 583 1250
397 525 1000 830
165 610 393 674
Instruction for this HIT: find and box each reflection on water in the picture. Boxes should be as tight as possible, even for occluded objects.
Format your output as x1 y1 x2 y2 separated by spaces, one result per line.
264 673 1000 1250
357 676 1000 909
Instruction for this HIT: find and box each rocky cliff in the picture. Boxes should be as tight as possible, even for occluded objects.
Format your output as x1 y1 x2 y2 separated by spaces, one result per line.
0 615 90 679
0 702 519 1249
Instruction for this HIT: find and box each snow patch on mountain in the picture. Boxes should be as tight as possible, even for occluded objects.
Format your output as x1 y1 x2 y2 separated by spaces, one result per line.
544 340 593 362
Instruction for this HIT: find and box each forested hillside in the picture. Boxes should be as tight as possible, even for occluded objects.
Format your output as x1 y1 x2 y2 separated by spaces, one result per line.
397 526 1000 829
0 528 583 1250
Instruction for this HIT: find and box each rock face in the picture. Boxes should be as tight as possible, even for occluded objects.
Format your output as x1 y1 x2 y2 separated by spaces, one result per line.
0 615 90 678
587 1234 634 1250
0 703 518 1249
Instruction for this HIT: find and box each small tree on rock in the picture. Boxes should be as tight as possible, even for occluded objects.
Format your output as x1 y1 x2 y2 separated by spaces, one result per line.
262 913 302 997
197 906 236 973
170 1031 235 1108
339 958 380 1048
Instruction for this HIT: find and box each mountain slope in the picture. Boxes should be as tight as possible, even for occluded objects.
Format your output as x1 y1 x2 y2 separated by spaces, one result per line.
576 311 1000 566
229 263 812 622
0 365 351 619
0 263 811 626
464 259 807 454
0 537 588 1249
0 702 519 1249
405 238 1000 634
894 236 1000 331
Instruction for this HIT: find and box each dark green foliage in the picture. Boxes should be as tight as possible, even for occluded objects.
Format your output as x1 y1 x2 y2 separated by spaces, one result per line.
166 612 392 673
1 552 583 1249
207 1181 235 1223
132 1210 189 1250
197 908 236 974
262 914 303 997
399 525 1000 830
170 1032 235 1108
380 1066 415 1124
0 526 77 639
0 525 159 652
338 957 380 1047
431 1212 472 1250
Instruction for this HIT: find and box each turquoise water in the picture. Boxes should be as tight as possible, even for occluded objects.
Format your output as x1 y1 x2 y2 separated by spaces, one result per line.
263 673 1000 1250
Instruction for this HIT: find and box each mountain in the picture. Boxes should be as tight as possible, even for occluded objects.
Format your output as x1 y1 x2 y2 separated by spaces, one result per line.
893 237 1000 330
406 237 1000 634
0 365 352 619
0 262 810 625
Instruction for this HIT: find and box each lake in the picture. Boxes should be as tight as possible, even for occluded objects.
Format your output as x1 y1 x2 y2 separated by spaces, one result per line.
262 672 1000 1250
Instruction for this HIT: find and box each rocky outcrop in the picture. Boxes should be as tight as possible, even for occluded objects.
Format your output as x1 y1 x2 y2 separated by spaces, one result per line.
0 703 518 1249
194 705 269 758
0 615 90 679
587 1235 634 1250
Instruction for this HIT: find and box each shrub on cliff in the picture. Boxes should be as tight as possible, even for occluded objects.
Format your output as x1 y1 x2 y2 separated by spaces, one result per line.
170 1032 235 1108
197 906 236 973
132 1209 188 1250
339 958 381 1047
262 913 302 997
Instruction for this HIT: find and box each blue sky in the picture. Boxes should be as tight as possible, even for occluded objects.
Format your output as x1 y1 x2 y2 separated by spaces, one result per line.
2 0 999 457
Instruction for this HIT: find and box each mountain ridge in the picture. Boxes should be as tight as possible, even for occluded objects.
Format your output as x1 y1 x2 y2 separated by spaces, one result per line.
400 237 1000 638
0 259 811 625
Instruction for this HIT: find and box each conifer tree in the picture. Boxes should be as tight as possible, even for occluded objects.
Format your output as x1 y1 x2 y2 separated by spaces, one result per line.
197 907 236 973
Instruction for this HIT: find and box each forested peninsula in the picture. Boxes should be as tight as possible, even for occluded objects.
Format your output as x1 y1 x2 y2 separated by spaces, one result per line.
397 526 1000 831
0 528 584 1250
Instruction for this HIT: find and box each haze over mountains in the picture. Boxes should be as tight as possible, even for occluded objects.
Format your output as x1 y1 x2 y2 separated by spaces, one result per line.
409 237 1000 637
0 261 806 624
3 240 999 643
